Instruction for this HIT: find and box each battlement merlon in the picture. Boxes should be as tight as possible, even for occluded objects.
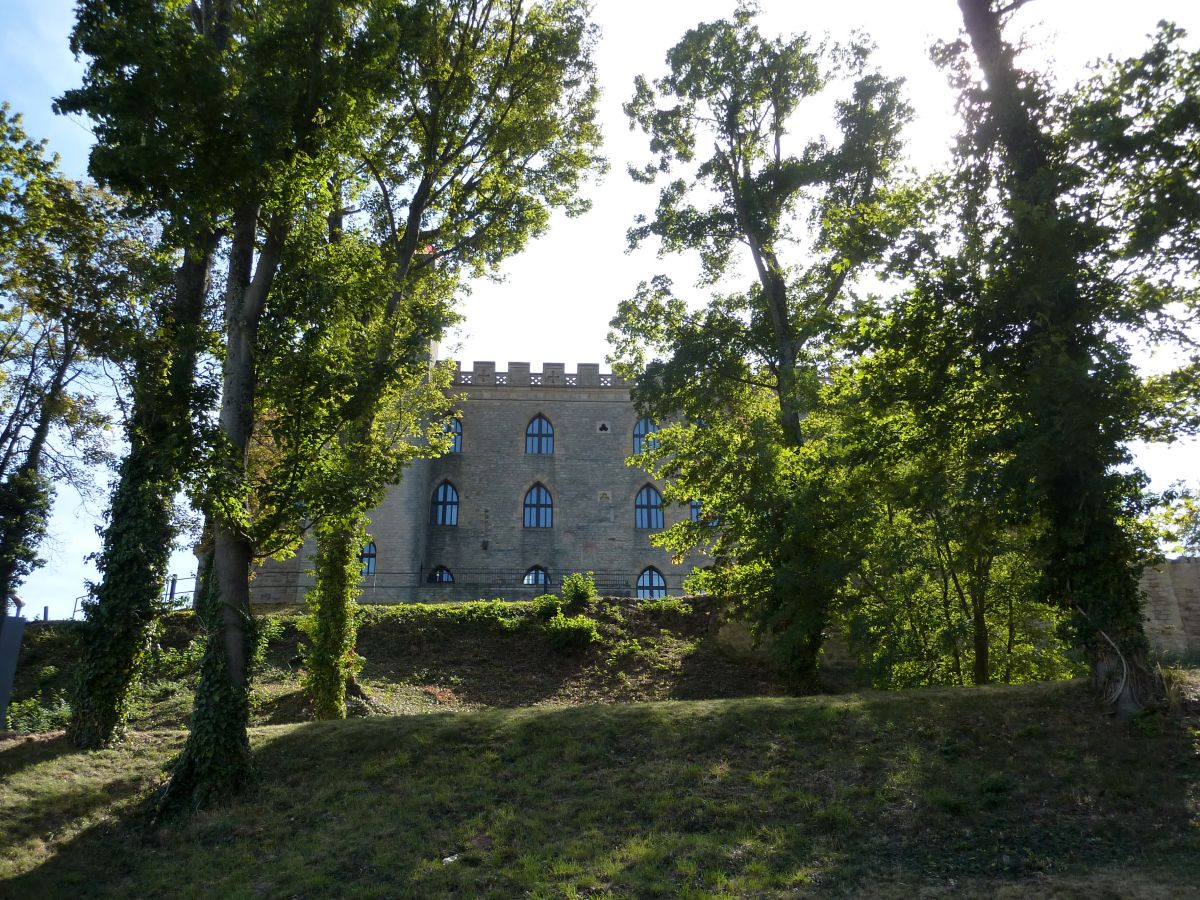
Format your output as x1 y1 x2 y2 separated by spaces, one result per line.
447 361 626 388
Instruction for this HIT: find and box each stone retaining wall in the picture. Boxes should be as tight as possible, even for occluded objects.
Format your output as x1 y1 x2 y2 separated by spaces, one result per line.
1142 556 1200 659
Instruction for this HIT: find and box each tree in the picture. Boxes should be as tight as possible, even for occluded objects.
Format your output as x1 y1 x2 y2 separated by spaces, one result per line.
62 0 233 749
827 278 1077 687
0 107 147 615
952 2 1200 713
300 0 604 719
58 0 407 793
610 3 913 680
249 202 456 720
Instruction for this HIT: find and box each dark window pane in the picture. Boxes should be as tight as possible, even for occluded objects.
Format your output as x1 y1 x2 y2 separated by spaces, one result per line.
431 481 459 526
636 567 666 599
359 542 377 576
523 566 548 586
523 483 553 528
635 484 663 529
525 415 554 454
428 566 454 583
633 417 658 454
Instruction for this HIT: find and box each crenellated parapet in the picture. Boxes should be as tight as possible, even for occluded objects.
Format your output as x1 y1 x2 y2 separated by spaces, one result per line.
449 361 626 389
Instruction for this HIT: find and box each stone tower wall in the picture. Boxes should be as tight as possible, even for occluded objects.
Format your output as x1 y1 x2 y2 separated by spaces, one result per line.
1141 556 1200 659
253 362 708 606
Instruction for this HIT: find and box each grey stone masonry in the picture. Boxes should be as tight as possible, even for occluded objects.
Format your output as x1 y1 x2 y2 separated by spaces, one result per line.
1141 556 1200 659
251 363 709 605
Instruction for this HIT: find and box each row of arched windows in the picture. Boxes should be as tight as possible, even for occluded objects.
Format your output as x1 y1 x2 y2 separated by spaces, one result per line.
424 564 667 598
430 481 667 528
443 415 661 455
366 540 670 598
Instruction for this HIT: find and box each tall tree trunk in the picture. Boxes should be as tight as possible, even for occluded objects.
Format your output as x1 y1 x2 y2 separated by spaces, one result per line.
69 235 216 749
957 0 1156 713
164 208 288 807
302 172 435 718
971 586 989 686
305 510 368 719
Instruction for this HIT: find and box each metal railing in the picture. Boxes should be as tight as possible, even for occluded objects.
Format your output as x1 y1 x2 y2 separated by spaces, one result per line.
71 572 198 620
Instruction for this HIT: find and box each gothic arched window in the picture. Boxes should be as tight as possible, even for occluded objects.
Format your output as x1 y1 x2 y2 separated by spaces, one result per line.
635 484 664 529
525 414 554 454
523 483 553 528
359 542 377 576
633 417 658 454
523 565 549 587
428 566 454 583
430 481 459 526
636 567 667 599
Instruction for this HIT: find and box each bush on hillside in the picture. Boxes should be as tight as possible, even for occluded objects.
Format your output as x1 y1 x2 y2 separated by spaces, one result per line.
562 571 597 606
544 613 600 653
6 692 71 734
531 594 563 622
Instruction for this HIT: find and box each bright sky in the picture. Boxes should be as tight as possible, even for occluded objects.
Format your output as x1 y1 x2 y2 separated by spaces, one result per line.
1 0 1197 619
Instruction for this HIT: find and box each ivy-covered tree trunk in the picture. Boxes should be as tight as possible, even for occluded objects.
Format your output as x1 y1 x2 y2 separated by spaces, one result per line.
69 238 214 749
303 512 367 719
957 0 1156 713
156 553 255 811
164 210 286 807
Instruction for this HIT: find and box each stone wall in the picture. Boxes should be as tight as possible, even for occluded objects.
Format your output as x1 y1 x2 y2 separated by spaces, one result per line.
252 362 708 605
1141 556 1200 659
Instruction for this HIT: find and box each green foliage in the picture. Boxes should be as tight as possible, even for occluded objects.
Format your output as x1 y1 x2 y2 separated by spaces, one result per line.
638 597 693 618
145 637 205 686
298 517 367 720
530 594 563 622
294 0 605 723
0 107 153 614
612 4 914 681
5 692 72 734
1152 484 1200 556
947 3 1200 707
358 600 530 634
561 572 597 606
542 613 601 654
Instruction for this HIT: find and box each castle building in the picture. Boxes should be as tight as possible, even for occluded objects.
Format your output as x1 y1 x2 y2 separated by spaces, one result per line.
252 362 707 604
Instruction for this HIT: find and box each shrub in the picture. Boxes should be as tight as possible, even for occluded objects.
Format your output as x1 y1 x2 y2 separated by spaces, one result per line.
531 594 563 621
562 571 597 606
6 692 72 734
639 597 693 617
145 637 205 683
544 613 600 653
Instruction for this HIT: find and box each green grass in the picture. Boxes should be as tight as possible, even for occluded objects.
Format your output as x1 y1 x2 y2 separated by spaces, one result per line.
4 605 1198 896
2 677 1198 898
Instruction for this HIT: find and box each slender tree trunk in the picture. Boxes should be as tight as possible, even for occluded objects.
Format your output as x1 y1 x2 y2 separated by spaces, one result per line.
970 585 989 686
1003 593 1016 684
164 208 288 807
69 235 216 749
302 173 434 717
305 510 368 718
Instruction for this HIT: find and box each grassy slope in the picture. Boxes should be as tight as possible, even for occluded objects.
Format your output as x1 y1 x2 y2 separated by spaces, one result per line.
9 599 791 731
2 676 1198 898
3 602 1198 897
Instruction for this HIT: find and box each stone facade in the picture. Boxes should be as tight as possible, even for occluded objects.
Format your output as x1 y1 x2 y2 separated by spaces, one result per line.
1141 556 1200 659
252 362 708 605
